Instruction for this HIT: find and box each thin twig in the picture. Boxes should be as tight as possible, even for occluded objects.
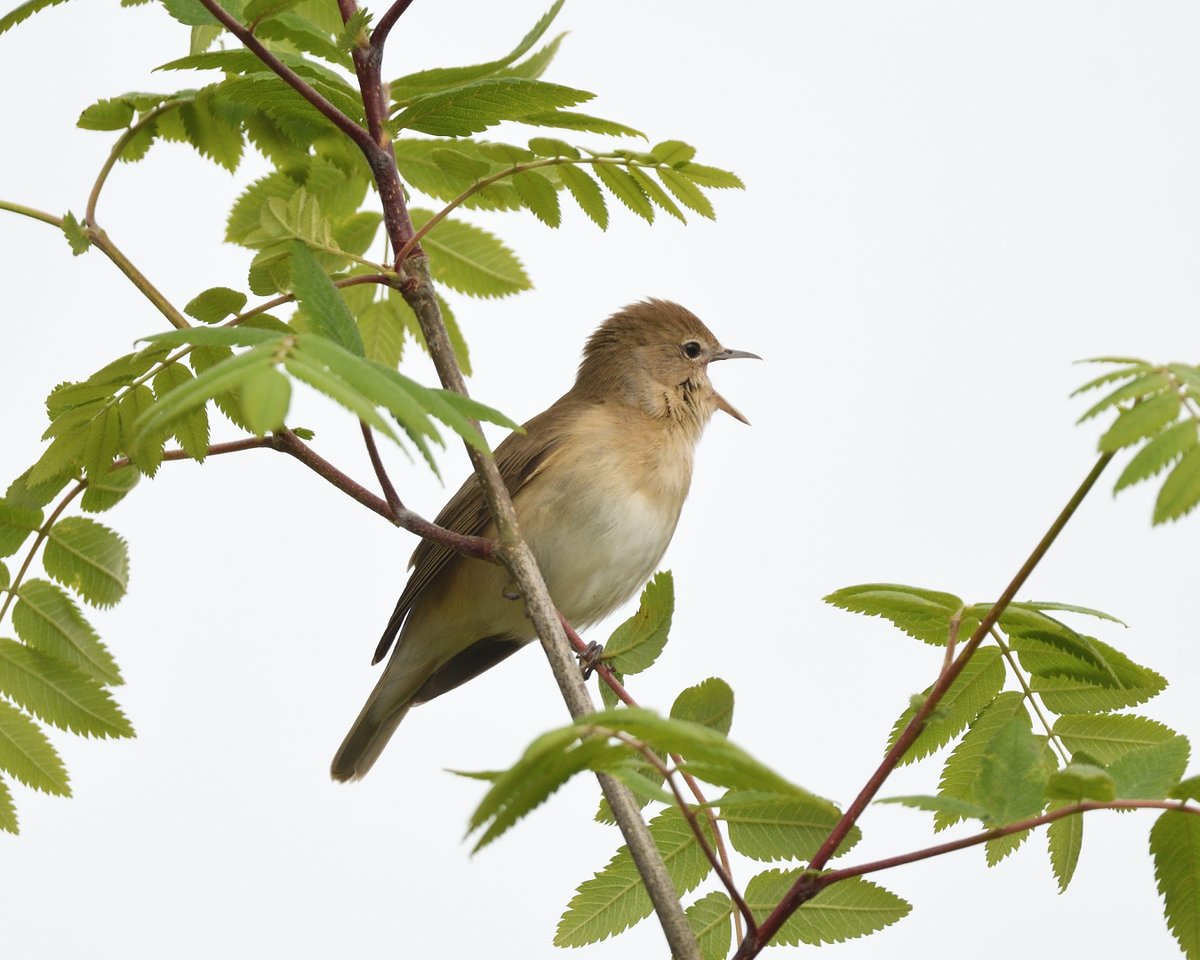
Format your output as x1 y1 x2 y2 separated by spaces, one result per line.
86 99 188 225
0 199 63 227
360 422 403 516
369 0 417 54
0 482 84 625
734 452 1115 959
990 627 1070 765
234 273 397 326
88 230 191 330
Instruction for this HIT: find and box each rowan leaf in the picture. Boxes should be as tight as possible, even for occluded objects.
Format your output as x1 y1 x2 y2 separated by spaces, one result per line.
671 677 733 736
558 164 608 228
0 499 42 557
721 790 862 861
512 169 561 227
1048 808 1084 892
1055 713 1177 765
289 240 364 355
685 891 732 960
1098 391 1182 452
393 78 593 137
593 162 653 222
0 639 132 738
974 715 1050 825
43 517 129 608
935 691 1026 830
184 286 247 324
1108 736 1191 800
12 579 122 685
239 366 291 436
153 363 211 460
603 571 672 675
410 210 530 298
745 871 911 945
1151 810 1200 960
825 583 968 646
0 698 69 795
1155 445 1200 524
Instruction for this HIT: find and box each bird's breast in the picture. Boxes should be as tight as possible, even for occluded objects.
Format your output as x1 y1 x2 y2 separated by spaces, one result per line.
516 410 695 627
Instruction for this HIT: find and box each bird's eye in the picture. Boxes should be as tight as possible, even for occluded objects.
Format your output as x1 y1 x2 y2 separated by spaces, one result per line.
682 341 702 359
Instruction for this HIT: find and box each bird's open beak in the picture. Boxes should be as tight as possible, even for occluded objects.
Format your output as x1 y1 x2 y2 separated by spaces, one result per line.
707 346 760 425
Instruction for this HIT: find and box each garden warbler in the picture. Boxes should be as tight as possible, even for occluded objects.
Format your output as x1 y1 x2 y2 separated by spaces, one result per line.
331 299 758 780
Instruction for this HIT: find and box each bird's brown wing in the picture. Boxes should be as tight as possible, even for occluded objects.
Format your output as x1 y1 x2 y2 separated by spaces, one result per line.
370 398 579 664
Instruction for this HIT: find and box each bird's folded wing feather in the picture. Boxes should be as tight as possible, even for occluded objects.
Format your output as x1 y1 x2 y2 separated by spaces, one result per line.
371 398 581 663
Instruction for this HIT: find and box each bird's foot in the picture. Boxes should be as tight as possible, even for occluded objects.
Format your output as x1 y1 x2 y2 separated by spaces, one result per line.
577 641 605 680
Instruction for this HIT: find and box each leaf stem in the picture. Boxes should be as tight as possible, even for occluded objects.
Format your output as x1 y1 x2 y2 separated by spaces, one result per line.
0 198 63 227
87 229 191 330
0 481 84 626
85 99 188 225
990 627 1070 765
735 452 1114 958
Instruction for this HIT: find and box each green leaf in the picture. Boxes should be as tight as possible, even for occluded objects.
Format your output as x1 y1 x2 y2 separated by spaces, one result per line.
651 140 697 165
524 110 646 139
239 366 291 436
0 0 74 36
603 571 673 674
1172 777 1200 803
986 829 1031 866
227 170 300 244
358 298 409 368
6 469 70 511
1055 713 1178 765
179 91 245 172
877 793 991 822
628 166 686 222
0 775 15 833
77 97 135 131
721 790 862 861
431 147 491 180
527 137 579 158
153 363 211 460
142 326 284 348
674 162 745 189
289 240 364 355
658 166 715 219
118 385 164 476
0 499 42 557
12 580 122 685
593 162 653 222
389 0 565 100
555 807 714 946
685 891 732 960
1109 736 1191 799
671 677 733 736
512 169 561 227
43 517 129 608
1150 810 1200 960
184 286 248 324
1045 763 1116 802
1155 445 1200 524
974 715 1050 825
282 350 400 444
888 647 1005 764
160 0 228 25
332 211 382 256
392 140 521 212
410 209 530 298
935 691 1026 830
1070 362 1148 397
61 211 90 255
0 698 69 795
1008 600 1127 626
558 164 608 229
1077 370 1171 423
0 639 132 738
825 583 968 646
1032 670 1166 715
745 871 911 945
1048 807 1084 892
1098 391 1182 452
394 78 594 137
1115 418 1198 492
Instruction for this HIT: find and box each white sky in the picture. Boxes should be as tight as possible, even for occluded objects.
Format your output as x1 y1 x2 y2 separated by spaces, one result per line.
1 1 1197 957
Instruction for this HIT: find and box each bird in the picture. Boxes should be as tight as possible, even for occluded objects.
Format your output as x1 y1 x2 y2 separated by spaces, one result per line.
331 299 758 781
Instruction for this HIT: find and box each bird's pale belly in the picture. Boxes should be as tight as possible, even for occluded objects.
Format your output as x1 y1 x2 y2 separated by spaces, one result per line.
520 481 683 627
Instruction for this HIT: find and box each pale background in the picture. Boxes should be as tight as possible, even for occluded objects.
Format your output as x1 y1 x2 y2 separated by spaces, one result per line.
1 1 1197 957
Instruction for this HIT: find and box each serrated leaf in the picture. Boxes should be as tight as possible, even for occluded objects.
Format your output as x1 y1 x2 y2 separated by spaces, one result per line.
1155 445 1200 524
6 469 71 511
1032 671 1166 714
554 807 714 946
651 140 696 165
1172 777 1200 803
0 698 69 795
393 139 521 211
1045 763 1116 802
118 385 164 476
43 517 128 608
558 164 608 228
1008 600 1127 626
227 170 299 245
239 366 291 436
685 891 732 960
394 78 593 137
986 830 1031 866
527 137 579 158
1151 810 1200 959
1048 807 1084 892
431 147 491 180
0 775 15 833
593 162 653 222
1098 391 1182 452
410 209 530 298
389 0 565 100
721 790 862 861
877 793 991 822
0 0 74 37
603 571 672 674
628 166 686 222
974 715 1049 824
289 241 364 355
512 169 561 227
282 350 400 444
674 162 745 189
77 97 135 131
142 326 284 348
1077 370 1171 422
358 298 408 368
0 639 132 738
671 677 733 736
658 166 715 219
179 92 245 172
61 211 90 255
524 110 646 139
184 286 247 324
745 871 911 945
153 364 211 460
1115 418 1198 492
81 406 122 480
825 583 968 646
0 499 42 557
13 580 121 685
1070 362 1148 397
888 647 1005 764
936 691 1027 830
1109 736 1191 800
1056 713 1177 765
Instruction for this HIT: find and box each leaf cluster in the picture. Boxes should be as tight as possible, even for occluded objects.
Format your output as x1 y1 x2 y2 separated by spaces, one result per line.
1075 359 1200 523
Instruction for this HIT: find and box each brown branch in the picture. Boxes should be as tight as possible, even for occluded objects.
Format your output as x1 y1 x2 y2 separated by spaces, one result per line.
360 422 403 516
817 800 1200 888
734 452 1115 959
369 0 417 55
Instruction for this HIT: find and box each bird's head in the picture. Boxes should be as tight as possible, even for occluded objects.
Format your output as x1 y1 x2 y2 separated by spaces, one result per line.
574 299 759 429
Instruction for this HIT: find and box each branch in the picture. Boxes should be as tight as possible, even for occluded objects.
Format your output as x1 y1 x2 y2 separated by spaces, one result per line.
0 198 63 227
369 0 417 55
818 799 1200 888
87 229 191 330
86 99 188 225
735 452 1115 958
194 0 375 153
360 422 403 516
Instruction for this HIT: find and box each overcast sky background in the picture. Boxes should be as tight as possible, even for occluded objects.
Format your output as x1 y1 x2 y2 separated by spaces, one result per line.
1 1 1197 957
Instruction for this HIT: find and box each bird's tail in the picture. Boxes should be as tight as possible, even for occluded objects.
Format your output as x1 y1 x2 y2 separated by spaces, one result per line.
330 669 417 782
